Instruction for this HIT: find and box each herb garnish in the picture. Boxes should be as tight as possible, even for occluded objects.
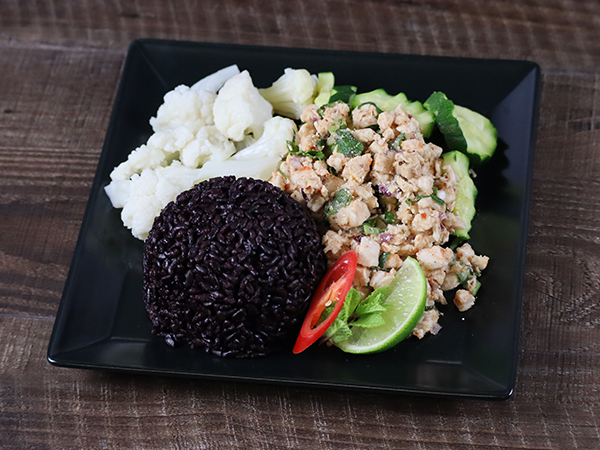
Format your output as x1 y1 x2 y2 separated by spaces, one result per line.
334 129 364 157
324 189 353 216
286 140 325 160
320 287 390 344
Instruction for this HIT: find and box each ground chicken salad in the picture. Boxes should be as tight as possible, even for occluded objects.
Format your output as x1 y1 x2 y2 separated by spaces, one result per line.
272 100 490 340
105 65 497 357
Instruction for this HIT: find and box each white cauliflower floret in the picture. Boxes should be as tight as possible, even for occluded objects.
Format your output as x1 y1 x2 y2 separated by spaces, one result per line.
105 66 300 241
180 125 236 168
213 71 273 141
234 133 258 152
120 171 163 241
119 162 203 240
150 86 216 134
146 126 196 155
258 68 317 120
152 162 202 206
231 116 296 161
193 116 296 182
109 144 173 181
104 179 131 209
191 64 240 93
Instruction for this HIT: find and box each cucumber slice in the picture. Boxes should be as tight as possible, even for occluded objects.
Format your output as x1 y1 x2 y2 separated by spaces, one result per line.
351 89 408 112
425 92 498 163
402 100 434 138
453 105 498 163
328 85 357 104
424 92 468 152
442 151 477 239
314 72 335 107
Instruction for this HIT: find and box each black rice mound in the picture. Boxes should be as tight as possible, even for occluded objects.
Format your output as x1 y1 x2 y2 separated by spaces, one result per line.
143 176 327 358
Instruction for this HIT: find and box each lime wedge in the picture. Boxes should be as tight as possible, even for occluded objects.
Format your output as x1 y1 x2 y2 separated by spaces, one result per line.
335 257 427 354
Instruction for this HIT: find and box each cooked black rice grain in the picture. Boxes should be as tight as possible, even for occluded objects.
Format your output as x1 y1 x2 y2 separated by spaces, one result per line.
143 176 327 357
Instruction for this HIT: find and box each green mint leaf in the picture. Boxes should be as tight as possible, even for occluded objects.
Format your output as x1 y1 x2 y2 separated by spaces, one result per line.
363 224 382 235
344 288 362 317
324 319 353 343
335 129 364 157
379 252 390 269
355 300 387 316
324 188 353 216
381 211 395 224
390 132 407 151
351 312 386 328
321 287 390 345
354 286 389 316
287 139 326 160
286 140 299 153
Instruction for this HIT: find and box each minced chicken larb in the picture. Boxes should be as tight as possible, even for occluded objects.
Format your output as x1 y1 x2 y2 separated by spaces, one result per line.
271 101 489 339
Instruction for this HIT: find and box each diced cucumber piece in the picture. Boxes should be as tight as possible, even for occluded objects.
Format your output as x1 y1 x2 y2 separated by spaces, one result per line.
442 151 477 239
402 100 435 138
351 89 408 112
314 72 335 107
453 105 498 163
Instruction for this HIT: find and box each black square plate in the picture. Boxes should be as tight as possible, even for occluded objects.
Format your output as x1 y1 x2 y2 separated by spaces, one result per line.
48 39 540 399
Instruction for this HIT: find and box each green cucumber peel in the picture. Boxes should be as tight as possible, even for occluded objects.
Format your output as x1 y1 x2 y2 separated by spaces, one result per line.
356 101 384 115
442 150 477 238
328 85 357 104
424 91 468 152
453 105 498 163
351 89 408 112
402 100 435 138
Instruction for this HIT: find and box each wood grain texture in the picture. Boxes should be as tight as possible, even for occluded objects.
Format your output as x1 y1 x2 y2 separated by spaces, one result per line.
0 0 599 449
0 0 599 73
1 317 599 450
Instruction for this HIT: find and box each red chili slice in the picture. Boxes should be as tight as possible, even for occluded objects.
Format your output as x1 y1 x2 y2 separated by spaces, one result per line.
293 251 357 354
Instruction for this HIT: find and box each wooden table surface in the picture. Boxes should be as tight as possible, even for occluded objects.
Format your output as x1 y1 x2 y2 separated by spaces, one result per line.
1 1 599 448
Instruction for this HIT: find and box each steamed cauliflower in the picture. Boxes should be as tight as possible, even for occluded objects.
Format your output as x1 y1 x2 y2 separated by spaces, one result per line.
213 70 273 141
231 116 296 161
150 86 216 134
147 127 196 154
118 162 203 240
191 64 240 93
258 68 317 120
180 125 236 168
194 116 296 182
109 143 175 182
105 66 305 241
